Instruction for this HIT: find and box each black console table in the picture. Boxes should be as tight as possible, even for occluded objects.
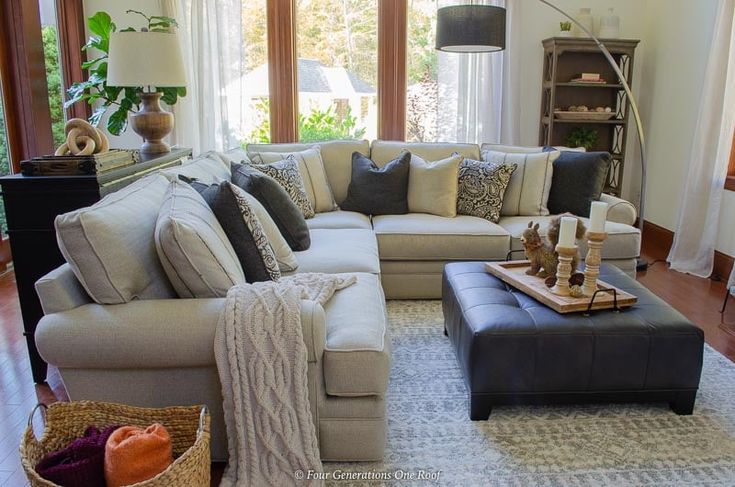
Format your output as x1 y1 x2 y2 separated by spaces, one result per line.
0 148 191 383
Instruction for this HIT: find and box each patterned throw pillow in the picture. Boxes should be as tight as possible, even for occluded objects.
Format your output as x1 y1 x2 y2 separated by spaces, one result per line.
230 185 281 281
457 158 517 223
247 157 315 219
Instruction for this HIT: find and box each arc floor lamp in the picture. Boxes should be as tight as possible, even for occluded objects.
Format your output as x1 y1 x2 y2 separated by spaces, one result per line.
436 1 649 270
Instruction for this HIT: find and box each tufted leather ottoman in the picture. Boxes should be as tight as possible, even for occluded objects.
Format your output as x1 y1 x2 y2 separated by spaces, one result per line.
442 262 704 420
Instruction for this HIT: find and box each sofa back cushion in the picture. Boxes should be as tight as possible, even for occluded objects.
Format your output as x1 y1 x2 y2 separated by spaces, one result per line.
55 173 176 304
155 180 245 298
247 140 369 205
370 140 479 167
161 151 231 183
481 143 585 154
341 151 411 216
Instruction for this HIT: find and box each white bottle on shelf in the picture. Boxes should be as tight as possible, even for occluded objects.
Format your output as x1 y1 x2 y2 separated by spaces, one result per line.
573 8 593 37
598 8 620 39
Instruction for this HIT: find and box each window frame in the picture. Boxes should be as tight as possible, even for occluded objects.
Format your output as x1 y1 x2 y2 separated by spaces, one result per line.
727 130 735 191
265 0 406 143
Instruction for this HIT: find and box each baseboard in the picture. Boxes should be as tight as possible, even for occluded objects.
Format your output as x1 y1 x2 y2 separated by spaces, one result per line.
642 220 734 281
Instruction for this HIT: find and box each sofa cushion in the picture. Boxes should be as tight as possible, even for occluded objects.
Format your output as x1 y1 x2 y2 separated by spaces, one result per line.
341 151 411 215
481 149 560 217
160 152 231 183
480 143 585 154
247 140 370 205
456 157 517 223
547 151 612 217
500 215 641 260
251 147 338 213
323 272 390 396
231 163 311 251
370 140 479 166
372 214 510 261
155 181 245 298
306 211 372 230
188 180 282 282
292 229 380 274
244 157 315 218
407 154 463 217
54 173 175 304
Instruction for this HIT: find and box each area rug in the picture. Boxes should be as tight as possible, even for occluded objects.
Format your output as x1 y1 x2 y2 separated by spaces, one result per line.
325 300 735 486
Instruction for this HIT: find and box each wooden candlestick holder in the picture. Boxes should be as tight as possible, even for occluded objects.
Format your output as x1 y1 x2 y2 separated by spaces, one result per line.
582 231 608 297
551 245 578 296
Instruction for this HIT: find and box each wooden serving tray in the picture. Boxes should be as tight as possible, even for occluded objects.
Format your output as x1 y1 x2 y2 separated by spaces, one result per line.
485 260 637 314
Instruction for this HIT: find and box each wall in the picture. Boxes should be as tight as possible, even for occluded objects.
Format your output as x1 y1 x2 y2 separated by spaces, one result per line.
82 0 164 149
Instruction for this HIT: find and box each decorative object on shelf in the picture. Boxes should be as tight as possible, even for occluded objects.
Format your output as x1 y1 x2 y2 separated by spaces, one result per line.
431 1 646 267
551 216 579 296
559 21 572 37
598 8 620 39
20 150 135 177
65 10 187 146
570 73 607 84
436 4 506 52
566 127 599 151
573 8 593 37
555 110 615 121
582 201 609 296
54 119 109 156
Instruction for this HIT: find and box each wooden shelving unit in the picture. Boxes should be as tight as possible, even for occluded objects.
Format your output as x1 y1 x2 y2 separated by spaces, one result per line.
539 37 640 196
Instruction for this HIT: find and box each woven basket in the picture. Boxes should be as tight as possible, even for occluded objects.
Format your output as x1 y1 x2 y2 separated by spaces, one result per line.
20 401 210 487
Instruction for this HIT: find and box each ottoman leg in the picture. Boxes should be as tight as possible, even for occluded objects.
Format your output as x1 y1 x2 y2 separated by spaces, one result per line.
443 327 448 336
669 391 696 415
469 395 492 420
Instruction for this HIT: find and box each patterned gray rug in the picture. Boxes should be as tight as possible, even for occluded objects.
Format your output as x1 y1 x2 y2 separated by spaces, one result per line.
326 300 735 486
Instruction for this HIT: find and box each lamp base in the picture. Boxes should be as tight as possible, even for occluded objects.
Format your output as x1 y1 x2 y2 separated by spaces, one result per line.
131 92 173 154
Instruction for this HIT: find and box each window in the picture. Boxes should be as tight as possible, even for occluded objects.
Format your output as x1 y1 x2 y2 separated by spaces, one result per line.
406 0 437 142
241 0 271 143
39 0 67 148
295 0 378 142
0 91 9 235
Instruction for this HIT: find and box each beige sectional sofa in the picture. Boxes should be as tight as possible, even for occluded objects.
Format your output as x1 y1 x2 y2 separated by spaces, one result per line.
34 139 640 463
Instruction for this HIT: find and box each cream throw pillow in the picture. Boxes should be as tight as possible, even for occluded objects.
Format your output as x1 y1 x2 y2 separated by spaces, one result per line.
407 154 463 217
481 149 560 216
155 180 245 298
251 147 338 213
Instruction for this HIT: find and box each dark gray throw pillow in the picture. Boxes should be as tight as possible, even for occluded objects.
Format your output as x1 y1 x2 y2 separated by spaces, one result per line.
187 180 280 283
547 151 612 217
341 151 411 215
231 162 311 251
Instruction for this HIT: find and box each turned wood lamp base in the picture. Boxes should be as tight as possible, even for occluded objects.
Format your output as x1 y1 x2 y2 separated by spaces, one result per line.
131 92 173 154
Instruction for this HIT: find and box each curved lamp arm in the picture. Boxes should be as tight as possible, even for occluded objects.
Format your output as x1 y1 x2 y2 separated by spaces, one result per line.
539 0 647 232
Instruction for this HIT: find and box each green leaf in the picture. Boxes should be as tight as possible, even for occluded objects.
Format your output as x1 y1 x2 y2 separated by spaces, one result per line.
89 104 110 126
88 12 114 39
81 56 106 70
104 84 122 101
159 87 179 105
119 27 136 33
176 86 187 97
83 35 108 53
107 106 129 136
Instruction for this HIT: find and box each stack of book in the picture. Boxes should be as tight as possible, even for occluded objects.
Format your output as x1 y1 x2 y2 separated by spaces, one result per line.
20 150 137 177
570 73 607 84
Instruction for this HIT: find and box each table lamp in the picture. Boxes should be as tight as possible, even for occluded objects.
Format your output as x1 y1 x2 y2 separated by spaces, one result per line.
107 31 187 154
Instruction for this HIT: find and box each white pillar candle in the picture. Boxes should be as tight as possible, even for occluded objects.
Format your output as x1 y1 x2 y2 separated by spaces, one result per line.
589 201 609 233
558 216 577 248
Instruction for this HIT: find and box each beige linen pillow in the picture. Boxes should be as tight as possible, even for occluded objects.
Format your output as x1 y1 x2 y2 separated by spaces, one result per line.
407 154 463 217
232 185 299 273
481 149 560 216
54 173 175 304
155 180 245 298
251 146 338 213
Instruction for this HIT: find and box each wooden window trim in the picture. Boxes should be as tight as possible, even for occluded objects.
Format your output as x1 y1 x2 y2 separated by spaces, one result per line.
377 0 407 141
726 130 735 191
0 0 54 172
55 0 90 121
266 0 298 142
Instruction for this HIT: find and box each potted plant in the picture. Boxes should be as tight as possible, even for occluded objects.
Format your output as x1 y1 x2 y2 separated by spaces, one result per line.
64 10 186 136
559 21 573 37
566 127 599 151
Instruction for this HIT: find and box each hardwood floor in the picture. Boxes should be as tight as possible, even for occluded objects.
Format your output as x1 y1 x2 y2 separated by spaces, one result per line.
0 250 733 485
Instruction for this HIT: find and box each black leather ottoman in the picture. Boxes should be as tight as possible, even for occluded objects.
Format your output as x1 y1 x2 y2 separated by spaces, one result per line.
442 262 704 420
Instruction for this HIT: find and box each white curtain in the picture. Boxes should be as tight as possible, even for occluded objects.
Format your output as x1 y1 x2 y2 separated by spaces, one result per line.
436 0 520 145
668 0 735 278
161 0 245 153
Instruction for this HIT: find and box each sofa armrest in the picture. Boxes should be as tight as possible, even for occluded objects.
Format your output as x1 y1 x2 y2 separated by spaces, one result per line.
36 297 326 370
599 193 637 226
35 264 92 315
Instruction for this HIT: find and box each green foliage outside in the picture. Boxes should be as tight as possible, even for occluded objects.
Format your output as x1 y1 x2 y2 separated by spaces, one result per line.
246 100 366 145
0 97 8 234
43 25 66 147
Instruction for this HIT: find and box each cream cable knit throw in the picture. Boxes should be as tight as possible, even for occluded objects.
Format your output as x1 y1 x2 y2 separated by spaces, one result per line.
215 273 357 487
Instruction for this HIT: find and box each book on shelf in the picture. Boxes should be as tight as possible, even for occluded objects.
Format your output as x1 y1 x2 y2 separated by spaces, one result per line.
570 77 607 84
579 73 602 81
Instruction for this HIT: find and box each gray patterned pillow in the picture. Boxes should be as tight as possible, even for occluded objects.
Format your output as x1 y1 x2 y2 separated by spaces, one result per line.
456 157 517 223
247 156 315 218
231 185 281 281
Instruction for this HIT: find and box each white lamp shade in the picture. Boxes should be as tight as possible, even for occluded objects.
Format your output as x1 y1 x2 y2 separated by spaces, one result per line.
107 31 187 88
